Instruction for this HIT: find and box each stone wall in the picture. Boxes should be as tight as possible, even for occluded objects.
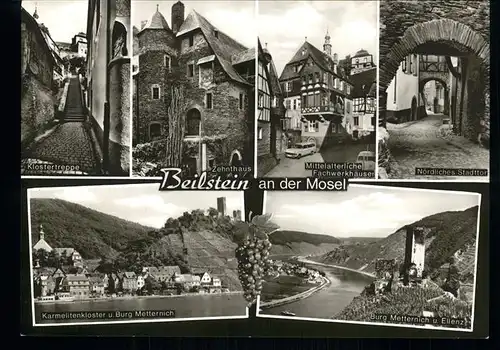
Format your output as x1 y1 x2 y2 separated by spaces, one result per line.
21 75 56 148
257 121 271 157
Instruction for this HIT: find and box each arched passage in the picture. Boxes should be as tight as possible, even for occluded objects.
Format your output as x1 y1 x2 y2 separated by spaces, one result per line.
185 108 201 137
230 150 242 166
112 21 128 58
420 79 449 115
379 18 490 144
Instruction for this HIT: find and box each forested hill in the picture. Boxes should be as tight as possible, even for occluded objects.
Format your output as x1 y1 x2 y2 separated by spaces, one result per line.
269 230 341 256
30 198 154 259
314 206 479 279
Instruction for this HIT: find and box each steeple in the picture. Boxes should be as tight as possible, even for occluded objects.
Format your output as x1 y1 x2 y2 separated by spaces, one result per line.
33 3 39 20
156 4 159 12
323 27 332 56
39 224 44 240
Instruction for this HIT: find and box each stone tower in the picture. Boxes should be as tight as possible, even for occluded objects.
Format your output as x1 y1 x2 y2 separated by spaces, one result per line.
323 28 332 57
217 197 227 217
403 226 426 278
171 1 185 34
33 4 39 20
39 224 44 240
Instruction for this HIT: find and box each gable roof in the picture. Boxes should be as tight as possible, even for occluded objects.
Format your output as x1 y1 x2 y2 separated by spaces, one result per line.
280 41 350 83
123 271 137 279
232 47 255 66
177 10 252 86
147 266 181 276
349 67 376 98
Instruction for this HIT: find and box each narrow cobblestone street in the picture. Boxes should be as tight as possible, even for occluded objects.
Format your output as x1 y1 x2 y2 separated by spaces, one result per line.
264 143 374 178
21 122 100 175
387 114 489 180
21 76 100 176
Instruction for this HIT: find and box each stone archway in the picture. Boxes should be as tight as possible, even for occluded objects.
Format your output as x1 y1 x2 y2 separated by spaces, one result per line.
230 150 242 166
379 18 490 143
419 77 449 116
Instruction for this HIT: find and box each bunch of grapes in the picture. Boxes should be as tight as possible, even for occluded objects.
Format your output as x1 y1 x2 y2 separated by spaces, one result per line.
236 236 272 306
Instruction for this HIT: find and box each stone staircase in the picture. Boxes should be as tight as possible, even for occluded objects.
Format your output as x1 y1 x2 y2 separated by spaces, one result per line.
64 76 86 122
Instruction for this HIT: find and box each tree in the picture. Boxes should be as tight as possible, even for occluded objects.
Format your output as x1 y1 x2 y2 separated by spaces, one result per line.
443 264 460 297
144 276 161 294
340 55 351 76
164 66 190 167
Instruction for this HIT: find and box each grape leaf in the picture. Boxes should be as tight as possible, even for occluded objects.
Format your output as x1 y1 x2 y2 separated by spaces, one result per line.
233 221 250 245
251 213 280 237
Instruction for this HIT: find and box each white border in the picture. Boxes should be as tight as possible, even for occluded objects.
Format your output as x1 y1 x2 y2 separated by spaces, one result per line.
27 184 249 327
374 0 380 180
256 184 482 333
253 0 259 178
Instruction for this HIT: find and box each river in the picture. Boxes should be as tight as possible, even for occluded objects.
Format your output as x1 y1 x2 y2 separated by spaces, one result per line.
35 293 247 324
260 264 374 320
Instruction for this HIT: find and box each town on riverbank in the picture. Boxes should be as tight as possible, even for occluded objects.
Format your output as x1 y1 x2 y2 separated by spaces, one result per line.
33 225 233 303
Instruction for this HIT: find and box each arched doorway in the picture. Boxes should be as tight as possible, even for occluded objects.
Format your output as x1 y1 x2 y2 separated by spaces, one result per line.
230 150 242 166
149 122 162 141
379 18 489 143
185 108 201 137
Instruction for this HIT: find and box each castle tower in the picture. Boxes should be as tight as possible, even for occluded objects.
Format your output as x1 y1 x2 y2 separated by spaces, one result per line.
403 226 426 278
323 28 332 56
217 197 227 217
171 1 185 34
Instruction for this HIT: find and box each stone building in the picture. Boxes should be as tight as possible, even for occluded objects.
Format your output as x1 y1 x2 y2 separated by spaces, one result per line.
378 0 490 173
278 31 354 149
71 32 88 57
217 196 227 216
257 39 286 176
86 0 131 175
133 2 255 174
21 6 57 148
403 226 426 278
350 49 376 75
349 67 376 139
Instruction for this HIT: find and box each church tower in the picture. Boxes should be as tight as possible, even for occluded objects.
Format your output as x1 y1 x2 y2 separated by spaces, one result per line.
39 224 45 240
33 223 53 253
323 28 332 57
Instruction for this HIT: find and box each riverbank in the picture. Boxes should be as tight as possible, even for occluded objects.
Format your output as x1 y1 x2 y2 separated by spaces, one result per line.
259 274 330 310
298 258 376 278
35 291 243 304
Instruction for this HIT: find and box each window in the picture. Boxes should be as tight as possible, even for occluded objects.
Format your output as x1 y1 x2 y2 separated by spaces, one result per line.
239 93 244 110
292 99 296 110
189 35 194 47
347 85 351 95
151 85 160 100
214 30 219 39
308 74 313 84
393 74 397 103
353 116 359 126
302 95 307 107
293 65 298 73
149 123 161 139
402 57 407 73
285 99 291 109
187 64 194 77
205 93 213 109
302 75 306 84
412 54 418 76
286 82 292 92
164 55 171 69
334 78 338 89
315 72 320 82
340 81 344 91
186 109 201 136
258 93 264 108
307 121 319 132
257 127 263 140
346 100 351 113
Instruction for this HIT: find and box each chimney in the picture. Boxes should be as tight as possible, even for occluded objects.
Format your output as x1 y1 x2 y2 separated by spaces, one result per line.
140 20 147 30
171 1 185 34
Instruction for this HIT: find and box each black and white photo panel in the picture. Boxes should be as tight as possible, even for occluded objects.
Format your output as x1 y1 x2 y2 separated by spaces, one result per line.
256 1 378 179
377 0 490 181
131 0 256 178
256 185 482 332
27 184 248 326
21 0 132 177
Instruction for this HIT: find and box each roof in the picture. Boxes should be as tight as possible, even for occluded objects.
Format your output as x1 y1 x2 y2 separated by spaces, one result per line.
21 7 56 67
177 10 252 86
139 8 171 32
123 271 137 279
65 274 89 282
177 274 198 283
352 49 370 58
279 41 349 82
349 67 377 98
33 239 53 251
232 48 255 65
258 39 282 97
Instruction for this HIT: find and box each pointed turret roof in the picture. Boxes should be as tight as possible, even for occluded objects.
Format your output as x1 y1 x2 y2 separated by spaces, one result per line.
139 5 170 32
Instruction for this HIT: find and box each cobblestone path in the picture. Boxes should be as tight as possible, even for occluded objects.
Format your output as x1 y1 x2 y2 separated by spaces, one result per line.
21 122 100 176
387 114 489 180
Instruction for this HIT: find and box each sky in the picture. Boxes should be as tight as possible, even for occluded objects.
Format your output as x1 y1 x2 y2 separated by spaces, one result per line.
258 0 379 76
265 186 480 238
22 0 88 43
29 185 244 229
132 1 256 48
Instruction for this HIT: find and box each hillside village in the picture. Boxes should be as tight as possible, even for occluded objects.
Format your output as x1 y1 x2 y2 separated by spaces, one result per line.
266 259 323 284
33 225 228 301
